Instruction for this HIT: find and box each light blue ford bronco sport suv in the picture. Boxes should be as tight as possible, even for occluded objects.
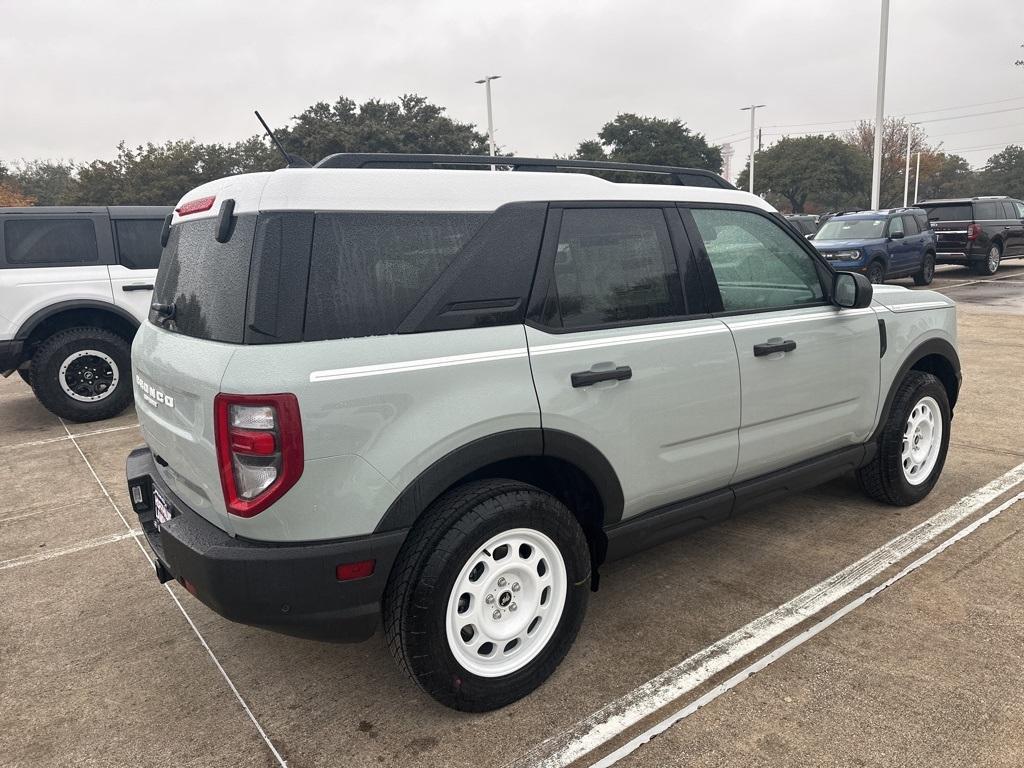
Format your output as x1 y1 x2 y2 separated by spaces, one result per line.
125 154 960 711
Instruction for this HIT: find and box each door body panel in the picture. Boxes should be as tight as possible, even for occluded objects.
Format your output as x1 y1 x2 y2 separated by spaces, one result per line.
108 264 158 322
526 320 740 518
724 305 881 481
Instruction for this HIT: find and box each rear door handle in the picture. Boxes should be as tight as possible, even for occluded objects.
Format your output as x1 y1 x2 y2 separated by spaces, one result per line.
571 365 632 388
123 283 154 292
753 339 797 357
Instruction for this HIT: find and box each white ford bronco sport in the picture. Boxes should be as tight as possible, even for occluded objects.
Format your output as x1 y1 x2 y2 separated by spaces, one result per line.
124 154 960 711
0 205 171 420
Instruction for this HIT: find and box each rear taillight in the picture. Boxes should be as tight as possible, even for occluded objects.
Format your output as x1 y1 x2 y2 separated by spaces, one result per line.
175 195 216 216
214 393 303 518
967 223 982 241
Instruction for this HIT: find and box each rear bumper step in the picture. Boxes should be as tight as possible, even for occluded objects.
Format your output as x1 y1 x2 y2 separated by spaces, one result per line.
125 445 406 642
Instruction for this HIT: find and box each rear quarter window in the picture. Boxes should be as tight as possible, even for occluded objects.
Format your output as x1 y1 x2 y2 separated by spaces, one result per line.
114 219 165 269
974 202 1000 220
304 212 487 341
3 218 99 266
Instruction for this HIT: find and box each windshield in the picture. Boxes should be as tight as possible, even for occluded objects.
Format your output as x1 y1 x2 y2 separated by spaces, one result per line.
815 218 886 240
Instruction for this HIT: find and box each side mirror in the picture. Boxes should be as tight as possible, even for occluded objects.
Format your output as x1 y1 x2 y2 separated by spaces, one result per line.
834 271 873 309
889 231 904 240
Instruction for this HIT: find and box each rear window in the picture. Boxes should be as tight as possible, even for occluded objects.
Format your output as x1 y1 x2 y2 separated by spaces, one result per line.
923 204 972 222
304 212 487 341
152 216 257 343
114 219 164 269
3 218 98 266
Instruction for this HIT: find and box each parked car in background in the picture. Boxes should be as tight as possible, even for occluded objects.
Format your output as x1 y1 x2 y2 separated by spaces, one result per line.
125 154 959 712
0 205 171 420
785 213 819 238
919 196 1024 275
811 208 937 285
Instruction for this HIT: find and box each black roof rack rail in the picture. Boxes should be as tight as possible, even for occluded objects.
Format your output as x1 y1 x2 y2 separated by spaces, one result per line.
313 153 735 190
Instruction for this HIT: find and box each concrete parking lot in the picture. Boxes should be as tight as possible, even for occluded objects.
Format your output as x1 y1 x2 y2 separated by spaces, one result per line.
2 265 1023 768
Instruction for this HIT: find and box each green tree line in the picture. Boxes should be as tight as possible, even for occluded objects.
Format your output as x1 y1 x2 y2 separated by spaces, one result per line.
1 94 1020 209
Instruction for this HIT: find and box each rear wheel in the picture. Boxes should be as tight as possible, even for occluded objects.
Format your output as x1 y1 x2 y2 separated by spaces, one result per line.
972 243 1001 275
913 253 935 286
383 479 590 711
30 327 133 422
857 371 950 506
867 260 886 284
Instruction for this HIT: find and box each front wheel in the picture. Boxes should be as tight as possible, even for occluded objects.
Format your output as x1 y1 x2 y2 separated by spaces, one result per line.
30 327 134 422
913 253 935 286
857 371 950 506
972 243 1001 276
383 479 590 711
867 260 886 284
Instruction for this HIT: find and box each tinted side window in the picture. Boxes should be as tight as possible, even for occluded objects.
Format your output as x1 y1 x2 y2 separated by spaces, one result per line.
1016 201 1024 218
546 208 683 330
915 213 929 231
888 216 905 237
692 208 825 312
4 219 98 266
115 219 164 269
975 202 1000 220
305 212 487 341
1000 202 1016 219
902 215 919 235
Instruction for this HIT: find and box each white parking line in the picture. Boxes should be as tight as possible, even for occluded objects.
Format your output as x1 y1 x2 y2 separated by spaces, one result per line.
591 489 1024 767
58 419 289 768
0 530 140 570
0 423 139 452
508 461 1024 768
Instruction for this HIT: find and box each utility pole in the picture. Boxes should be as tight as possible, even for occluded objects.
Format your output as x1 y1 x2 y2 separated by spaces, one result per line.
758 128 762 153
474 75 501 168
870 0 890 210
914 152 921 204
903 126 912 207
741 104 766 195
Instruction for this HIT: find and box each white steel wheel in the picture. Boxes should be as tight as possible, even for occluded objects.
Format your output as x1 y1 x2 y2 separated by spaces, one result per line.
445 527 567 678
902 395 942 485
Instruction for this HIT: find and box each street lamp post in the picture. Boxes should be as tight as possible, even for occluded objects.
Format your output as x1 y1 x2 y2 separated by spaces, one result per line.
871 0 890 210
903 126 913 207
740 104 766 195
914 152 921 204
474 75 500 167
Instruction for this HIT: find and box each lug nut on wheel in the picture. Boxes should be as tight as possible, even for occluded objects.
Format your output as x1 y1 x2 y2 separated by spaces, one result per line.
497 577 507 587
492 610 502 620
511 582 520 592
509 602 517 612
485 594 495 605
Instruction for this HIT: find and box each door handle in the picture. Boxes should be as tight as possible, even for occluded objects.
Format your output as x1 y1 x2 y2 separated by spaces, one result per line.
571 365 632 388
753 339 796 357
123 283 154 292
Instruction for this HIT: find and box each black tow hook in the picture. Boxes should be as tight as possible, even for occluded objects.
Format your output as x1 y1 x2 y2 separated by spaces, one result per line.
154 559 173 584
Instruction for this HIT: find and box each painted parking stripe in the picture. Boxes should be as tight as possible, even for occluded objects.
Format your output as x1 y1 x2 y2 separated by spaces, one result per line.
0 423 139 452
506 461 1024 768
58 419 290 768
591 489 1024 767
0 530 139 570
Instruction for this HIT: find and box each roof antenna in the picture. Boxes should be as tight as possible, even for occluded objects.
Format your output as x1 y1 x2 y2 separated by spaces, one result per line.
254 110 311 168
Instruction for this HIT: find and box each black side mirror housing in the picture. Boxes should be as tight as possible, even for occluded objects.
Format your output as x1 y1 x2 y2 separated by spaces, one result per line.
889 231 904 240
834 271 873 309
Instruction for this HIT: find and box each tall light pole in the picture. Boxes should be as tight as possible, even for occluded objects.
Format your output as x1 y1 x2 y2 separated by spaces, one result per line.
740 104 765 195
903 125 913 207
474 75 500 165
870 0 890 210
914 151 921 204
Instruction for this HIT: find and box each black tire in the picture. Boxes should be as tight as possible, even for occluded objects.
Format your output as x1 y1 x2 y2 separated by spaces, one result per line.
857 371 950 506
30 327 133 422
913 253 935 286
867 260 886 284
971 243 1001 276
383 479 590 711
17 366 32 387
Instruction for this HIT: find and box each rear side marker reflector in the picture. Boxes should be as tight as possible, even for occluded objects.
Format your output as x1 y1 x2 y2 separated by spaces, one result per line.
175 195 216 216
336 560 376 581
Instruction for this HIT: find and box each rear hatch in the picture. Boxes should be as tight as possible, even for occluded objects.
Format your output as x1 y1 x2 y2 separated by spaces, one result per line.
133 193 262 534
922 202 972 253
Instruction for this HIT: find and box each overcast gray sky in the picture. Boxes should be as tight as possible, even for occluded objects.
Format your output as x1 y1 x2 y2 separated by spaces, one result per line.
2 0 1022 178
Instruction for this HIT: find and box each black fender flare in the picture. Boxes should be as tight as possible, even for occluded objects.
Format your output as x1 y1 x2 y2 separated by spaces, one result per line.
871 337 961 443
15 299 141 341
373 428 625 532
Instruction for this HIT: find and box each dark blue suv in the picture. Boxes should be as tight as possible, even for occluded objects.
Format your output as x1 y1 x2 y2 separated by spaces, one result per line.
811 208 937 285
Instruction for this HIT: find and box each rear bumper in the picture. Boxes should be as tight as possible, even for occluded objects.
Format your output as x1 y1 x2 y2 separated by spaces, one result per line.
125 445 406 642
0 339 25 375
935 250 979 264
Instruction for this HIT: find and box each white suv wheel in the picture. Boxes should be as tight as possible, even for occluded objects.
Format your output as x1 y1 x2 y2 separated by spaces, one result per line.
901 395 942 486
446 527 567 677
59 349 120 402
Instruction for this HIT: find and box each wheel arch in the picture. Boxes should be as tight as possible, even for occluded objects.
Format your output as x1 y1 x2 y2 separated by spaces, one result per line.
16 300 140 354
373 429 625 570
872 338 961 443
